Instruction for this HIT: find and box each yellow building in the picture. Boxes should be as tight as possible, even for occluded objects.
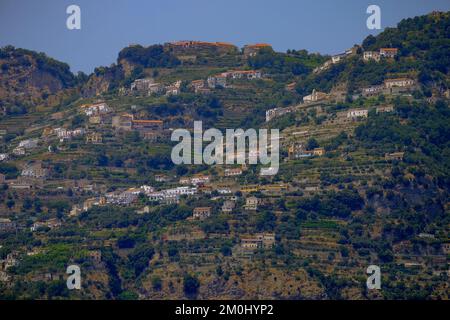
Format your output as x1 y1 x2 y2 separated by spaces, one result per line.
313 147 325 156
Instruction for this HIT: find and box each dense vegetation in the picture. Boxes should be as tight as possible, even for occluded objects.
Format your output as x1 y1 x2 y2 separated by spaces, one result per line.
117 44 181 69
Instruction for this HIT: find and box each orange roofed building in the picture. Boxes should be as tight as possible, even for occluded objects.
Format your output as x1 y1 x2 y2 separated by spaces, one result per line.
112 114 164 140
379 48 398 58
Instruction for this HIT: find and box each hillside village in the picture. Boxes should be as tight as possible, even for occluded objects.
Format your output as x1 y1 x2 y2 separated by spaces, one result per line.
0 11 449 300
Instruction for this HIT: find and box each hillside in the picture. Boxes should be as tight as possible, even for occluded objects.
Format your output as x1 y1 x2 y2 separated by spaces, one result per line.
0 11 449 300
0 46 82 114
294 11 450 97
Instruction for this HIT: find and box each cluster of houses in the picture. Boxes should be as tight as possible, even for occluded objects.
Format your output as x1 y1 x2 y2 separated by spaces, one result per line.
71 185 150 215
265 89 332 122
112 113 166 141
80 102 110 116
71 183 201 212
313 46 358 74
0 162 48 190
147 186 197 204
80 101 113 125
363 48 398 62
54 127 86 142
21 162 47 179
124 68 263 98
324 105 394 126
314 46 398 74
12 138 39 156
288 144 325 160
179 174 210 186
362 77 416 97
128 78 182 97
240 233 276 254
191 196 259 221
265 75 411 123
207 70 263 89
189 69 263 93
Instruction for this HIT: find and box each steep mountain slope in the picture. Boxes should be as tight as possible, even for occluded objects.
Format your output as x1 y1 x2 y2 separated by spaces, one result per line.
293 11 450 97
0 46 81 113
0 11 449 300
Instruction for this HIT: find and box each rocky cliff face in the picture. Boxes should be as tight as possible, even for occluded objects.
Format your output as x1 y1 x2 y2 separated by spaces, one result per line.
0 46 77 111
80 67 121 98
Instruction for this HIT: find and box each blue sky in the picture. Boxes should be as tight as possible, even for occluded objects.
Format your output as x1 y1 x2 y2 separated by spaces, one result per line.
1 0 449 73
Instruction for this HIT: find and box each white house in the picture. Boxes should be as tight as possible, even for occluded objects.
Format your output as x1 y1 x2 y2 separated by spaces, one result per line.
347 109 368 118
363 51 380 62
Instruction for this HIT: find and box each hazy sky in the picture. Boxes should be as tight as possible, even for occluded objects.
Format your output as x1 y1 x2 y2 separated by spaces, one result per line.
1 0 449 73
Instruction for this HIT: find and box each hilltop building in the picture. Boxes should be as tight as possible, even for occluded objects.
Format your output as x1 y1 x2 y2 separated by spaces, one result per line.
303 89 328 103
